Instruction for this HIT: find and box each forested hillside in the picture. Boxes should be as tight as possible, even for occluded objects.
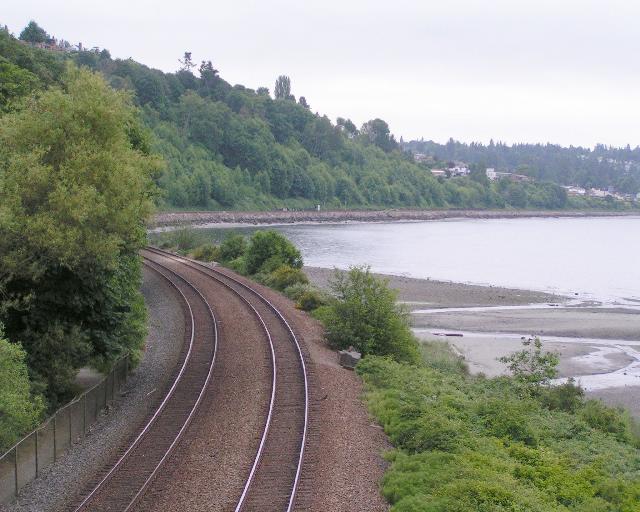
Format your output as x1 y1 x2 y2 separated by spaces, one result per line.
405 139 640 195
2 21 622 212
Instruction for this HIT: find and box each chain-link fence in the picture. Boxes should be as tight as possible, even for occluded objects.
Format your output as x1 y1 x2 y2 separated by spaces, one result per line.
0 356 130 504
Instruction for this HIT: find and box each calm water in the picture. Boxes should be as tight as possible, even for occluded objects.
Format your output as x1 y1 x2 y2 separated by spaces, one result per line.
188 216 640 303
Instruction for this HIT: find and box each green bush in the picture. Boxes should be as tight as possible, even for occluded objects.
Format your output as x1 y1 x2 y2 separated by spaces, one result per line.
579 400 638 444
296 288 327 311
227 255 247 275
283 282 311 301
499 337 559 395
218 233 247 262
264 265 308 291
540 379 584 413
318 266 420 363
420 341 468 374
245 230 303 275
0 327 45 452
171 227 199 251
356 356 640 511
191 243 220 262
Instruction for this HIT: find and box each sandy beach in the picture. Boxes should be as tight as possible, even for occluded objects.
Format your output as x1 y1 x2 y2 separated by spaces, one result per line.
304 266 640 417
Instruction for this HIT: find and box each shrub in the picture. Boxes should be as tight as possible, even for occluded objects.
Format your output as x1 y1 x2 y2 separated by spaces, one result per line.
0 327 45 452
499 337 559 394
296 289 327 311
265 265 308 291
540 379 584 412
218 233 247 262
357 356 640 511
172 227 199 251
227 256 247 275
421 341 468 374
579 400 638 443
191 243 220 262
476 398 539 446
245 230 302 275
283 282 310 301
318 266 420 363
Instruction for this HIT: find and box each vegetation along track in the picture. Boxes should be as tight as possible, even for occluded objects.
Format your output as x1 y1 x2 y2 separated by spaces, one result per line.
70 259 218 512
143 247 310 512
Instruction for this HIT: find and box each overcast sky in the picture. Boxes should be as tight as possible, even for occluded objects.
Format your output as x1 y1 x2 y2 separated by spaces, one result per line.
4 0 640 147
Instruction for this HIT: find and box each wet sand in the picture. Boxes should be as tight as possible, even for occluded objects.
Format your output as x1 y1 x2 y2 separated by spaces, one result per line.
304 267 562 307
304 266 640 418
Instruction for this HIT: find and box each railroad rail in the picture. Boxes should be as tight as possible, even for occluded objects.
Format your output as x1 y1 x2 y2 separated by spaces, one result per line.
70 259 218 512
143 247 309 512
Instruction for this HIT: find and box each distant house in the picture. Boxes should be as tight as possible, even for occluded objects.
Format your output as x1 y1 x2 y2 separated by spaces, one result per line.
587 188 608 198
449 165 470 176
486 168 532 182
507 173 532 183
431 169 447 178
562 186 586 197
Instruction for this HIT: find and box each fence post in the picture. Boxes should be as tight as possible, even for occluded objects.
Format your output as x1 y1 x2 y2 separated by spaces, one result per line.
52 415 57 463
35 429 39 477
83 395 86 436
14 446 18 497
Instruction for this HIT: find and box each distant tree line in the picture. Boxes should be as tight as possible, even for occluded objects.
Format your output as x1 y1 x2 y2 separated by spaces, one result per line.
405 138 640 195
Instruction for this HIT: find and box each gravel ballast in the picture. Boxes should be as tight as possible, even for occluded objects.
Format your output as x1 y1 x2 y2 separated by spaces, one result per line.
135 254 272 512
1 267 185 512
212 267 390 512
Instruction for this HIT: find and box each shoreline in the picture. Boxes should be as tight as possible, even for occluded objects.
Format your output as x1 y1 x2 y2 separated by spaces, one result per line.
304 266 640 417
303 266 565 307
150 209 637 228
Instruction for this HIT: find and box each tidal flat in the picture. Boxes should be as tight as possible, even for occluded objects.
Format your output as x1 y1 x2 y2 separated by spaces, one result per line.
304 266 640 417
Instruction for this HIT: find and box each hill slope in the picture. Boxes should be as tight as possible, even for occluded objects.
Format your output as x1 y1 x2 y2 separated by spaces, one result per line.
1 23 634 211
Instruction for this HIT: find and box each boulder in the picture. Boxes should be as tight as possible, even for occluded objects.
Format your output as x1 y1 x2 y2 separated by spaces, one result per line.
338 348 361 369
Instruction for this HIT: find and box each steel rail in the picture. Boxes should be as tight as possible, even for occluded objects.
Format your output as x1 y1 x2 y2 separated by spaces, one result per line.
73 259 217 512
142 248 278 511
145 247 309 512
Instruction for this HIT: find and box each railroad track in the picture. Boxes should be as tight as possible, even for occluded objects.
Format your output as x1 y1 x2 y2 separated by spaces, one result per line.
70 259 219 512
142 247 309 512
70 249 309 511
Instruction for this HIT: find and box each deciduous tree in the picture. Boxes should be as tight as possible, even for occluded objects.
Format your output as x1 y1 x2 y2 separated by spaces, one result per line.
0 66 161 407
274 75 291 100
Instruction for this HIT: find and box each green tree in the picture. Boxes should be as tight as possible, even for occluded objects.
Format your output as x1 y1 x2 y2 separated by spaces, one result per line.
274 75 291 100
499 337 559 394
245 230 302 274
19 21 48 44
298 96 310 109
360 118 398 152
178 51 196 72
320 266 420 363
0 325 45 452
0 66 161 407
0 58 40 111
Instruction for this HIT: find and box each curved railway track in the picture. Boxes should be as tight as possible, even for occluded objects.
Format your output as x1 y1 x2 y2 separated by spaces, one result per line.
70 259 218 512
69 249 309 511
142 247 309 512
